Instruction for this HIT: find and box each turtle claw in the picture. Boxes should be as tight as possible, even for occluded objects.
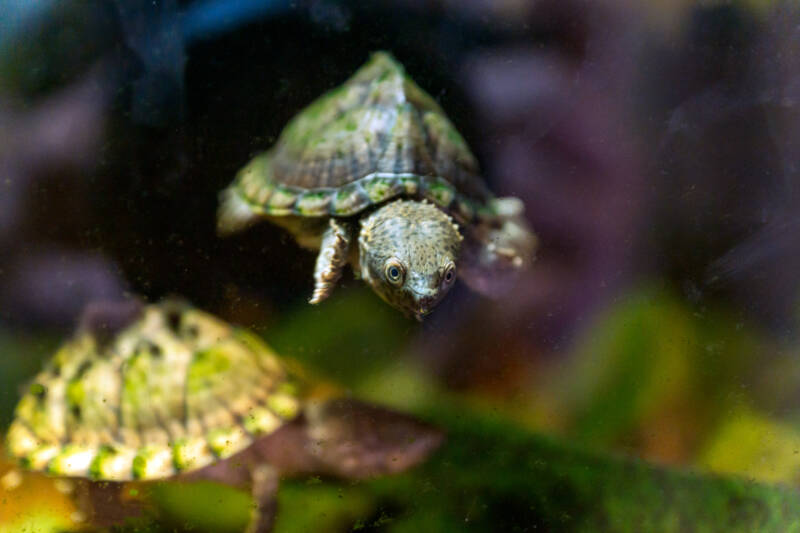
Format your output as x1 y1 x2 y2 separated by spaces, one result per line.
247 464 280 533
491 197 525 217
309 273 337 304
310 219 354 304
308 291 328 305
486 242 526 269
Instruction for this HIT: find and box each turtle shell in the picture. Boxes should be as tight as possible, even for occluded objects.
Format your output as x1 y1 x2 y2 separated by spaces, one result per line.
6 301 301 481
218 51 495 234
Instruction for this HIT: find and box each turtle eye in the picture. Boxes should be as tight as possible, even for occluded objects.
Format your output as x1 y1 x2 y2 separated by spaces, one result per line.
443 262 456 285
384 259 405 287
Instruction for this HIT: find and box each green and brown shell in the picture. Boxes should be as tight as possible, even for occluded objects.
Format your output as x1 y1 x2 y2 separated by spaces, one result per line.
6 301 301 481
218 51 497 234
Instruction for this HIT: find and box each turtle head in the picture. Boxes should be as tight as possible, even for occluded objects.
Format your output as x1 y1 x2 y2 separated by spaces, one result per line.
358 199 462 320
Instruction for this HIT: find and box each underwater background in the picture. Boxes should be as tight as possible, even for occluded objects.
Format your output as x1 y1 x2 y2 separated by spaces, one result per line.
4 0 800 531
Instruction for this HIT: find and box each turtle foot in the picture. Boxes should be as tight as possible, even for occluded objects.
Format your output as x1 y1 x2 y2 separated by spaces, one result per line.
309 219 354 304
459 204 538 297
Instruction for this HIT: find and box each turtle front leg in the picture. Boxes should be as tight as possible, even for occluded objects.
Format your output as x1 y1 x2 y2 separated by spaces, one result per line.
459 198 538 296
309 219 355 304
246 464 280 533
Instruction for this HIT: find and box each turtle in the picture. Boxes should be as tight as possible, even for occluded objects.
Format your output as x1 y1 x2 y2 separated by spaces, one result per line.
5 300 443 532
218 51 537 320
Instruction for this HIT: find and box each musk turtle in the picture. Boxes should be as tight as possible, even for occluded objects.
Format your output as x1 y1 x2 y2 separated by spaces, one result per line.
218 52 537 319
5 300 442 531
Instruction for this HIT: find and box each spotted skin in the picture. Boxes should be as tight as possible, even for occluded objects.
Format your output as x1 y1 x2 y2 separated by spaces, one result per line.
217 51 537 316
6 302 300 481
359 199 462 320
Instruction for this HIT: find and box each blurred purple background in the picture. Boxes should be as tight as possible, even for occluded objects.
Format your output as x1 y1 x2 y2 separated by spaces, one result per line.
2 0 800 386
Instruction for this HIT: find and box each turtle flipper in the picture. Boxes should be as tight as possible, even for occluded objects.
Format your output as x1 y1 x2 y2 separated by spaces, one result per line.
71 479 147 528
246 464 280 533
459 197 538 297
303 398 444 479
309 219 355 304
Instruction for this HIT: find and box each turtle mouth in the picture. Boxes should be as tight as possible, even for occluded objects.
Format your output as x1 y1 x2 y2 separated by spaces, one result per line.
411 294 437 321
413 308 432 322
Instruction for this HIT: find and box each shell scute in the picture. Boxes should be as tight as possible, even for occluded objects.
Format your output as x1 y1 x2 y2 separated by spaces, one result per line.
6 302 303 481
218 51 493 232
266 392 300 420
296 190 333 215
277 105 399 190
399 175 420 195
90 444 136 481
266 185 300 213
425 178 456 208
332 182 369 214
132 445 175 480
172 437 214 472
364 175 402 204
206 426 250 459
26 445 61 471
48 444 96 477
455 199 475 221
242 406 282 436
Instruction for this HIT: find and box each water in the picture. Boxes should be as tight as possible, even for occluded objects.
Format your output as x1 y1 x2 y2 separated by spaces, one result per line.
2 1 800 531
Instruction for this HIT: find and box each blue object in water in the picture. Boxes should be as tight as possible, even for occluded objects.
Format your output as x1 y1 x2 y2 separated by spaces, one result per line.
181 0 292 44
0 0 58 50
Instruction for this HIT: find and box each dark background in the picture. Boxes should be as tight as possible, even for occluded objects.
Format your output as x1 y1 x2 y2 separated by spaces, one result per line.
4 0 800 492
